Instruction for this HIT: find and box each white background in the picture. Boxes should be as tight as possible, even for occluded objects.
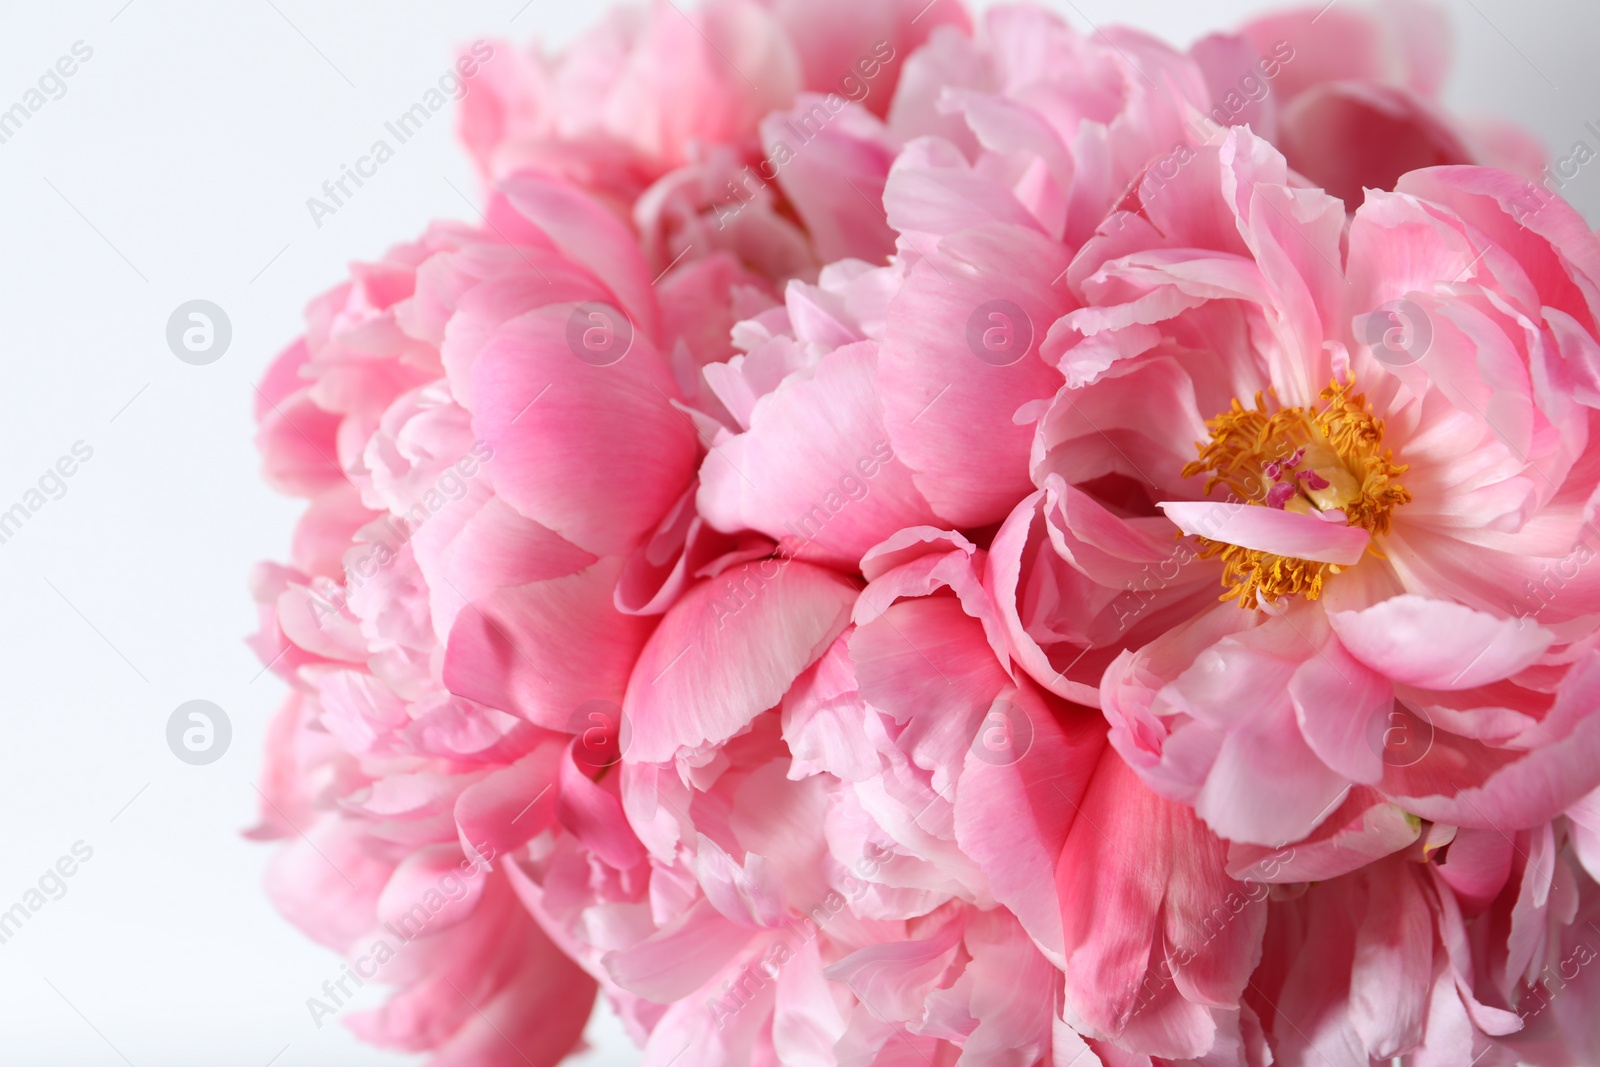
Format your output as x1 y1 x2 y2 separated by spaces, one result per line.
0 1 1594 1064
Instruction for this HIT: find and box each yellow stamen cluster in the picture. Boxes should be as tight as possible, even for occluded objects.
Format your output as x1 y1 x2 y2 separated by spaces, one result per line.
1182 379 1411 608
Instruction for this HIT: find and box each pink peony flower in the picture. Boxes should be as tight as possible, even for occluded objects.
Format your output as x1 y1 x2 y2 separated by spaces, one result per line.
249 169 769 1060
248 1 1600 1065
1065 137 1600 852
1191 2 1547 208
458 0 967 199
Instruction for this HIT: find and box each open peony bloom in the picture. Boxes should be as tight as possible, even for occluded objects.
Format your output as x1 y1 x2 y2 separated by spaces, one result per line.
249 1 1600 1065
1071 137 1600 850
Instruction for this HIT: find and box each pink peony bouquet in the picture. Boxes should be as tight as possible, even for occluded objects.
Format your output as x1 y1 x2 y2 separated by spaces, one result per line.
248 1 1600 1064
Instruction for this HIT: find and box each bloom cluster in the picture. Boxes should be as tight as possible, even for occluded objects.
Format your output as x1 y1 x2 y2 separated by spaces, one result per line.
249 2 1600 1065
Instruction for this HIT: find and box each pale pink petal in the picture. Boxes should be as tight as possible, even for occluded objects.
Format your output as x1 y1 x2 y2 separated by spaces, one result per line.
377 843 490 933
1348 859 1434 1058
696 342 937 567
772 0 970 119
772 936 848 1067
1160 501 1372 566
602 898 754 1003
453 741 563 863
823 913 964 1020
1433 827 1515 913
555 742 647 871
760 98 898 264
263 818 393 950
1289 636 1391 786
624 560 858 761
1226 790 1420 884
879 223 1073 527
1328 596 1555 690
1386 652 1600 830
443 558 656 730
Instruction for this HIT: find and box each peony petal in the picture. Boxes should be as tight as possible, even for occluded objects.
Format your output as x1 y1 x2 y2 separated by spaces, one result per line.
955 685 1107 958
1289 637 1391 786
602 898 754 1003
1159 500 1371 566
624 560 858 762
453 741 563 864
376 843 490 934
1328 595 1554 691
879 222 1073 527
555 741 647 872
499 173 659 339
823 914 964 1020
696 342 936 567
760 97 899 264
470 306 698 557
443 558 656 730
1226 790 1420 884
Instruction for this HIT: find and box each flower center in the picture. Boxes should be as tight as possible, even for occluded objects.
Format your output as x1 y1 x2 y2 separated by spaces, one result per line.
1183 379 1410 608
